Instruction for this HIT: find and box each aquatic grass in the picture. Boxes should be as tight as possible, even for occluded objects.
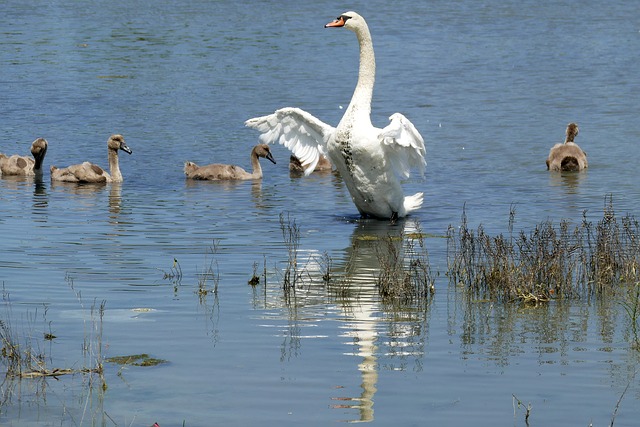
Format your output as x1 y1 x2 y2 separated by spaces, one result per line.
0 278 106 413
0 288 68 384
405 224 437 299
0 294 45 382
609 369 637 427
376 221 436 306
158 258 183 289
279 212 303 299
512 394 532 426
621 281 640 349
375 233 409 300
68 275 106 390
249 256 269 288
248 265 261 287
318 251 333 285
447 199 640 304
196 240 220 299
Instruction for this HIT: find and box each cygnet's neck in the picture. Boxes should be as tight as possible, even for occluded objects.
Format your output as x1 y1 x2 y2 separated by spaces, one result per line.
565 126 578 144
250 149 263 179
108 148 123 182
33 150 47 171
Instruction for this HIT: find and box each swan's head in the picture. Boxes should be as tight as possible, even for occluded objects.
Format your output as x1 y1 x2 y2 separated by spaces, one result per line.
108 134 132 155
325 11 365 32
565 123 579 143
253 144 276 164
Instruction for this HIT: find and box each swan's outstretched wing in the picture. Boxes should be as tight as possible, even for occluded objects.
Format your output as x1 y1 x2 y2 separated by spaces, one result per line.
378 113 426 179
245 107 335 175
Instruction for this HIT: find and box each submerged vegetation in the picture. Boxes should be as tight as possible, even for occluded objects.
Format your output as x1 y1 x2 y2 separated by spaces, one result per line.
105 353 167 367
0 279 107 411
0 286 105 383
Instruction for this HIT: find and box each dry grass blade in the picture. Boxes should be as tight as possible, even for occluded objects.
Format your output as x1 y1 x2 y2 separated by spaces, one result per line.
376 220 435 306
447 199 640 304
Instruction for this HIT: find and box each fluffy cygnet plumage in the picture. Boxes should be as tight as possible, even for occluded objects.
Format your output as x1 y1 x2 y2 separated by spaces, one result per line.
184 144 276 180
546 123 587 172
50 134 132 183
0 138 48 176
289 154 332 175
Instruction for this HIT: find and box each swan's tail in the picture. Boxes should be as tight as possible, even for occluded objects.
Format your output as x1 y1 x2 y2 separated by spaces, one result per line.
403 192 424 215
560 156 580 171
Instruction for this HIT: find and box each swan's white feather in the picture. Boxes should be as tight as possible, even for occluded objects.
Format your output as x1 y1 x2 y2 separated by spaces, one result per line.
245 107 335 176
245 12 427 218
378 113 427 180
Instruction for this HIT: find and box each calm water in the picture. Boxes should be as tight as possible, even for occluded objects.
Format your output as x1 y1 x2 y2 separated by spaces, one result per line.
2 0 640 425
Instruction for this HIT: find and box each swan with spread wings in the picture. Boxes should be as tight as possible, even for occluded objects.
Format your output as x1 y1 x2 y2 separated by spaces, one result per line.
246 11 426 220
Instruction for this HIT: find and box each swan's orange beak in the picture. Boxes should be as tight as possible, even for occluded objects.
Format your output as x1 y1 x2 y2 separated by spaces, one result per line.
325 16 346 28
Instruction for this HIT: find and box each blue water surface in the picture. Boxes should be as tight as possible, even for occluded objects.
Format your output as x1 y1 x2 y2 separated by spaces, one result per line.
1 0 640 426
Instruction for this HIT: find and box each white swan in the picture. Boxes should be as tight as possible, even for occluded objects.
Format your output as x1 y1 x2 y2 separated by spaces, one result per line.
245 11 426 220
0 138 48 176
50 134 132 183
546 123 588 172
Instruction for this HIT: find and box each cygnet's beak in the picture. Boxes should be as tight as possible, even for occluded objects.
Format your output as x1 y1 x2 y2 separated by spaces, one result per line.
120 143 133 155
266 152 276 164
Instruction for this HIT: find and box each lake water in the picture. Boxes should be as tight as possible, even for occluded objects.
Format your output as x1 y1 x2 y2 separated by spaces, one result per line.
2 0 640 425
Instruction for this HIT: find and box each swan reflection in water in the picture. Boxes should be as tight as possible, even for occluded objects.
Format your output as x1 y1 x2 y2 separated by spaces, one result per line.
48 180 128 231
328 219 430 423
548 168 587 197
0 173 49 219
256 217 431 422
184 178 269 211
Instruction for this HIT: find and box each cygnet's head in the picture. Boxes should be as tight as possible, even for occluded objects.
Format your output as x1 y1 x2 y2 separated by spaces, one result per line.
108 134 132 154
253 144 276 164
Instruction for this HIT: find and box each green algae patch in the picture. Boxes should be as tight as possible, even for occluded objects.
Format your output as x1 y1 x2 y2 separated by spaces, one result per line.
106 353 167 367
355 234 402 241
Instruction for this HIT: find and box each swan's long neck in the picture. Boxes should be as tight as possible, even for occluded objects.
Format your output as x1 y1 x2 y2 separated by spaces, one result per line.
250 150 263 179
108 148 123 182
342 22 375 126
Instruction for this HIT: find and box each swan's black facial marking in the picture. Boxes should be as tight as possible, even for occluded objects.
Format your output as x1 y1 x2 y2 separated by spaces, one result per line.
326 14 351 28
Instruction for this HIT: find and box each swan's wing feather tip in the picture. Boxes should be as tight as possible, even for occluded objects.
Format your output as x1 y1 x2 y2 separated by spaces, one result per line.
379 113 427 179
245 108 335 173
404 192 424 214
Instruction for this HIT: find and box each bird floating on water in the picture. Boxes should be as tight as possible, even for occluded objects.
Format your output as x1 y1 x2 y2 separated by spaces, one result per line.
246 11 426 221
50 134 132 183
546 123 587 172
0 137 48 177
184 143 276 180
